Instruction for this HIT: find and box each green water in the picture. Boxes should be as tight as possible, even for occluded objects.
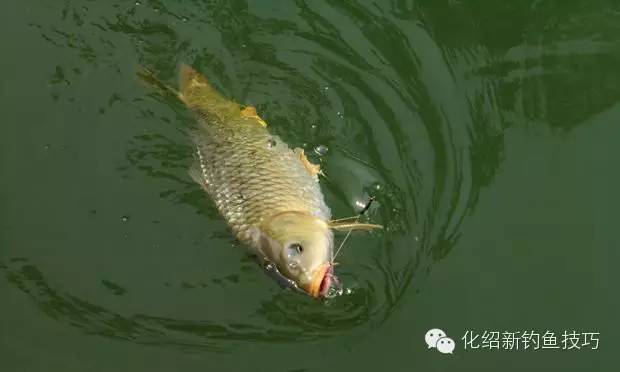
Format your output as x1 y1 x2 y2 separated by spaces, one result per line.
1 1 618 371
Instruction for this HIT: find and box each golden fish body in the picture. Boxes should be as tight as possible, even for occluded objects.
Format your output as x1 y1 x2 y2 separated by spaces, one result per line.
179 65 334 296
191 104 331 244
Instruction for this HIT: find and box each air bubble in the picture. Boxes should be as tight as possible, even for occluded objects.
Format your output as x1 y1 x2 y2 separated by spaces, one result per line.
121 215 130 222
267 138 276 148
314 144 328 156
325 284 346 298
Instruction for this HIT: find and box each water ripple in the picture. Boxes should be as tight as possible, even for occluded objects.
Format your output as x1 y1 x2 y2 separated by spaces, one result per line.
5 0 551 351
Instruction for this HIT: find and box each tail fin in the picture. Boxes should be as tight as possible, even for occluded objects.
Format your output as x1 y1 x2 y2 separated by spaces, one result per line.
139 64 265 126
178 64 205 97
136 66 181 100
178 63 240 119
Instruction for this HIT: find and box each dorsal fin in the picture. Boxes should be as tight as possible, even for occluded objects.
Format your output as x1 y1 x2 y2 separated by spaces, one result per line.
240 105 267 127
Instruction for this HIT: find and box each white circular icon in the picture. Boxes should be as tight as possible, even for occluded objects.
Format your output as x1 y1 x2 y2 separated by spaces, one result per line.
424 328 446 348
436 336 455 354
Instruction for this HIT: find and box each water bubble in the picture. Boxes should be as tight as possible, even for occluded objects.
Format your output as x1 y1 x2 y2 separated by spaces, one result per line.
267 138 276 148
135 1 141 5
264 262 277 272
311 123 317 129
181 16 188 22
325 285 344 298
324 86 329 91
314 144 328 156
44 144 50 151
121 215 130 222
336 111 344 119
324 271 345 298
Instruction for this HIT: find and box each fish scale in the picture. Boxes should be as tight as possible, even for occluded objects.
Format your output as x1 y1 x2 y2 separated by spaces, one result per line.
192 112 331 245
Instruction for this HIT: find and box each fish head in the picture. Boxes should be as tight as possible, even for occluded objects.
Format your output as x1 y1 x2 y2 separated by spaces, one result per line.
257 211 334 297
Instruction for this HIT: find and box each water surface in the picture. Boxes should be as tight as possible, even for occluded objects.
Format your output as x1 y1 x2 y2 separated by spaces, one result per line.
1 1 618 371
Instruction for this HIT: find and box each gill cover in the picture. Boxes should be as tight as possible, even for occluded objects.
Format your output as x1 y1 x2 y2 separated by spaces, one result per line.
250 211 333 296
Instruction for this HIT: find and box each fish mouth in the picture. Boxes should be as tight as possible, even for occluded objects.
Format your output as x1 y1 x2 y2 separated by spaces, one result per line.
308 263 333 298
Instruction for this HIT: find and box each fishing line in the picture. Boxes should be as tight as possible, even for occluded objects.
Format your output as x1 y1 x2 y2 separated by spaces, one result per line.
332 196 375 262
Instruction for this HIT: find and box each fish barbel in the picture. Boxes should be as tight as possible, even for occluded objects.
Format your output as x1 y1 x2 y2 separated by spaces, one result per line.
142 64 382 298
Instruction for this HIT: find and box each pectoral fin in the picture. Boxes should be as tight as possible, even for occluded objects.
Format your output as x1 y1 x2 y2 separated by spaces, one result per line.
296 148 322 177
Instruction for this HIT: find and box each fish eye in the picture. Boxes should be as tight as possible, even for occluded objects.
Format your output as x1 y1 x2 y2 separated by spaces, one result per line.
287 243 304 255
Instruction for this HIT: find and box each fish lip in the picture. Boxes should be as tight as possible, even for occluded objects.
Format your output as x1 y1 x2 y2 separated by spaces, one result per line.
319 264 334 297
308 263 332 298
